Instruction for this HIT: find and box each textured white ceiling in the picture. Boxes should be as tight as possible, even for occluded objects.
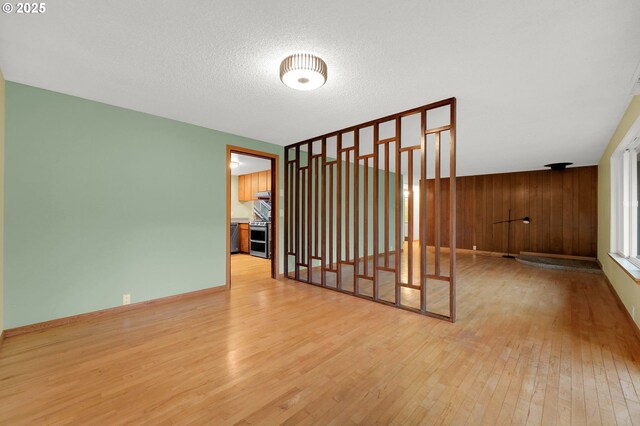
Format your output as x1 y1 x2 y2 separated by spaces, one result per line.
1 0 639 176
230 153 270 176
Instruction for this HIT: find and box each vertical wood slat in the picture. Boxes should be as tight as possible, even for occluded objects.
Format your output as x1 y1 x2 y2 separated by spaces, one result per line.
441 179 450 248
434 131 441 277
394 118 401 305
284 148 289 277
420 109 427 312
321 139 327 286
294 145 300 280
590 167 598 257
336 134 342 289
308 144 313 281
363 158 369 278
550 169 563 254
301 166 306 267
354 131 360 294
329 163 334 270
572 170 580 255
384 140 390 269
345 149 350 262
456 175 465 248
408 149 414 286
578 167 591 256
314 155 320 258
373 123 380 301
449 99 457 322
290 162 295 254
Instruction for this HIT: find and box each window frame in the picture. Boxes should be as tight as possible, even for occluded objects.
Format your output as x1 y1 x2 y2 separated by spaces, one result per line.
611 116 640 269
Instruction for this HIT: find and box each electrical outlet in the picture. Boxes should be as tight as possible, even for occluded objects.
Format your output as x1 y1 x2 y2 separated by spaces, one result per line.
122 294 131 305
473 245 477 251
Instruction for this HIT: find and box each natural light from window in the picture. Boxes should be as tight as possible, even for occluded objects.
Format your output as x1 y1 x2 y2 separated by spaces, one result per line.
611 116 640 269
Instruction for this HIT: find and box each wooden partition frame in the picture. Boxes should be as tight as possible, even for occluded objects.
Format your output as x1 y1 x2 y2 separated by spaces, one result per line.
284 98 457 321
226 145 279 289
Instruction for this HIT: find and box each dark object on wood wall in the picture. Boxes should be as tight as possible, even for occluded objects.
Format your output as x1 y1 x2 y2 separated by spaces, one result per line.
544 162 573 170
437 166 597 257
493 209 531 258
284 98 457 322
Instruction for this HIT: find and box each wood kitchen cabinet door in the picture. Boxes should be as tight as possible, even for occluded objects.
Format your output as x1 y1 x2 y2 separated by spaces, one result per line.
239 224 249 253
258 171 269 192
238 175 251 201
239 174 252 202
238 175 246 201
243 174 252 201
257 171 264 192
265 170 271 191
251 172 259 200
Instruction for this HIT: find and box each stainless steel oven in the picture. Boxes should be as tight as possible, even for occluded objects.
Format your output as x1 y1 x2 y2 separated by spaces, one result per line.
249 222 270 258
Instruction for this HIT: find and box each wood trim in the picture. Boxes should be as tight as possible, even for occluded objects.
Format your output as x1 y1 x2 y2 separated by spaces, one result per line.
226 145 280 289
425 124 451 134
3 286 227 338
449 98 457 322
282 251 399 278
227 148 232 289
603 275 640 343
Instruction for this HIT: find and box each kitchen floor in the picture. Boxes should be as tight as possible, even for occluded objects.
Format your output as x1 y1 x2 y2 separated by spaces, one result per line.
231 253 271 281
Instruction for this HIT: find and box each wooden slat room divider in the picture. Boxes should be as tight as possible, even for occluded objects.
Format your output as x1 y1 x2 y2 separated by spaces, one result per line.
284 98 457 321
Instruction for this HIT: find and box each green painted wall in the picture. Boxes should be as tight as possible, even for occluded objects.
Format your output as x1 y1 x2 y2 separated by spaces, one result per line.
287 151 399 274
4 82 284 329
597 95 640 330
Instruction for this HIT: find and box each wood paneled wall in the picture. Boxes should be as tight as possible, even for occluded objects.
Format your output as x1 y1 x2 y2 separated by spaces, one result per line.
424 166 597 257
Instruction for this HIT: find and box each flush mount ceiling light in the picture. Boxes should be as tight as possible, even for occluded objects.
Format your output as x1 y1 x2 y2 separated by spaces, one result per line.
229 161 240 169
280 53 327 91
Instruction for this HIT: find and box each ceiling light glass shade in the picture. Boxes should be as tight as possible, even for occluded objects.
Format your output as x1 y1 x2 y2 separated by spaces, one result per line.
280 53 327 91
229 161 240 169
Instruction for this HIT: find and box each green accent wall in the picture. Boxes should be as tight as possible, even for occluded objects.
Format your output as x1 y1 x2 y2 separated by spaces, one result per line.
286 150 399 275
597 95 640 330
4 82 283 329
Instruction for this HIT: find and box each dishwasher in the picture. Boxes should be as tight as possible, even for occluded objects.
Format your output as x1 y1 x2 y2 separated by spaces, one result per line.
230 223 239 254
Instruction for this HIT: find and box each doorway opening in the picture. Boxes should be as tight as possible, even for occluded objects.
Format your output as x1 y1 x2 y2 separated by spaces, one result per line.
226 146 279 289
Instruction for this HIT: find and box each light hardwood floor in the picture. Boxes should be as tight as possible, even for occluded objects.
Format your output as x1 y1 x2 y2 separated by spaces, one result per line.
1 252 639 424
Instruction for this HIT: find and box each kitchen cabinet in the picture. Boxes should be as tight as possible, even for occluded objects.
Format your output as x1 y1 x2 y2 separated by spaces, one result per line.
251 172 260 199
239 223 249 253
259 170 270 192
238 174 246 201
243 175 252 201
238 174 252 202
237 170 272 201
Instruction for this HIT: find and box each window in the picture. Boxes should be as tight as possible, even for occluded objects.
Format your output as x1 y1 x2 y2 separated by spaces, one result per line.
611 116 640 268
